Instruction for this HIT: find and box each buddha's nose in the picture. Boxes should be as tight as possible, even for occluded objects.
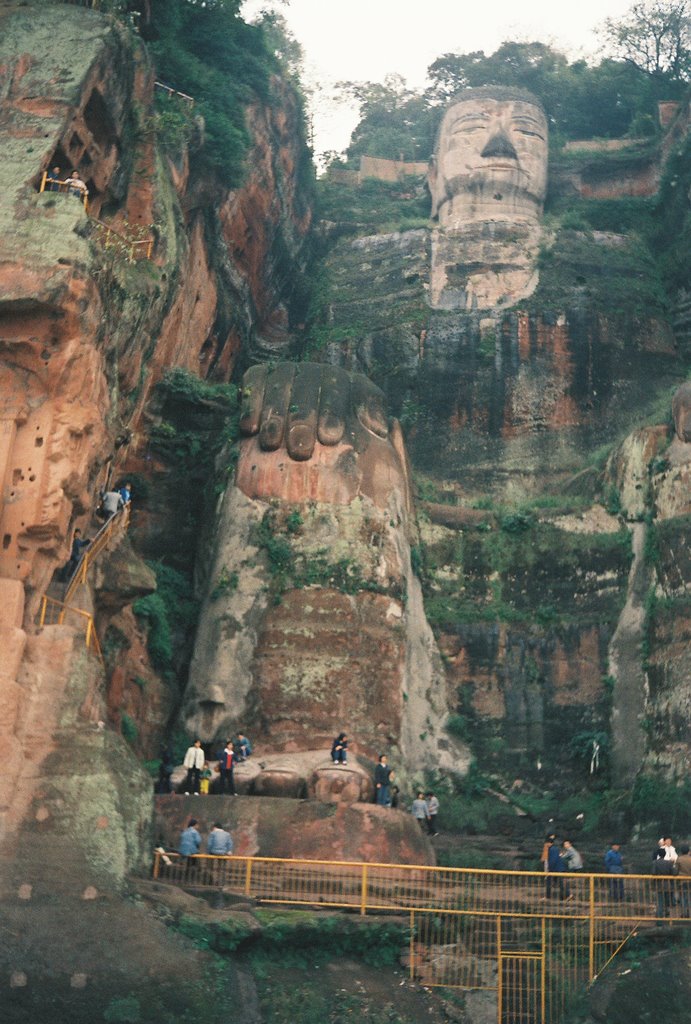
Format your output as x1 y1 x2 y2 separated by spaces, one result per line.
481 129 518 161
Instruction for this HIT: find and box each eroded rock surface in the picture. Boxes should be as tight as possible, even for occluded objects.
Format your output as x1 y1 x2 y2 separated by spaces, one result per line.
183 362 466 779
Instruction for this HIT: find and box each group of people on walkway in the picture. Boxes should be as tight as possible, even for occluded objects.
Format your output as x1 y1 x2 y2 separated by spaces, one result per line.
540 832 691 918
179 735 253 796
176 819 233 874
59 481 131 584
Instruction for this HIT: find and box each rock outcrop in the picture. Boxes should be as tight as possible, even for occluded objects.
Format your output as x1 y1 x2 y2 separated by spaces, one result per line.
0 2 312 867
183 362 468 780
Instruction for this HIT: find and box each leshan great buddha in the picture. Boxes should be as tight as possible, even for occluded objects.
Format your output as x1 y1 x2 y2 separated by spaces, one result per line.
428 86 548 310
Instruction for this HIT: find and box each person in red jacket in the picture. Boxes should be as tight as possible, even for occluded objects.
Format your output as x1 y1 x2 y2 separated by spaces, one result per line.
217 740 236 795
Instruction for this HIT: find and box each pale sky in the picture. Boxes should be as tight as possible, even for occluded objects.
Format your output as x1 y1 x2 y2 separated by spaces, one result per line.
242 0 636 159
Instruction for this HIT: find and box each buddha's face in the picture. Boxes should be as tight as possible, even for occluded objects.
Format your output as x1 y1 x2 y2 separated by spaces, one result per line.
430 94 548 227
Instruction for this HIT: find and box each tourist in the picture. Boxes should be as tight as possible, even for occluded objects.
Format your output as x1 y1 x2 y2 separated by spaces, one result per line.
47 166 62 191
675 843 691 917
65 169 88 200
199 760 213 795
217 739 236 795
61 527 90 581
374 754 392 806
207 822 233 856
118 481 132 505
390 785 400 809
331 731 348 765
183 739 204 794
663 836 678 862
540 833 556 872
652 838 666 860
652 847 676 924
236 732 252 760
99 489 124 520
178 818 201 877
604 843 625 902
545 836 568 900
157 746 173 794
561 840 583 872
425 792 440 836
411 791 431 832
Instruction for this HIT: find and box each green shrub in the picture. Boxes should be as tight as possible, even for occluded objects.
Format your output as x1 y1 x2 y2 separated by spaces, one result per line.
631 774 691 833
121 713 138 746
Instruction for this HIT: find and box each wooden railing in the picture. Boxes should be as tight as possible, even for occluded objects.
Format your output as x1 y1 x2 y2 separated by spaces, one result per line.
39 172 88 211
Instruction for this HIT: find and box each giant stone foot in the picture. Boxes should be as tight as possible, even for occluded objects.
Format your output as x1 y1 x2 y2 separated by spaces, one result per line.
183 362 466 780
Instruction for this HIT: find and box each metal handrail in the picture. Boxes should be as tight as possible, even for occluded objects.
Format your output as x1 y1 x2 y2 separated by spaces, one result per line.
39 171 88 211
91 218 154 261
150 851 690 1022
63 502 130 605
37 595 104 665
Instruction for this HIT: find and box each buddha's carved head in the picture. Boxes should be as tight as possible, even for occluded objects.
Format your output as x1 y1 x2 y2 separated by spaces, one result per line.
429 86 548 228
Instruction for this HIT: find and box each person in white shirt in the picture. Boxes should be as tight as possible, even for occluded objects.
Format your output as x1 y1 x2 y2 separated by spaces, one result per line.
663 836 678 862
183 739 205 794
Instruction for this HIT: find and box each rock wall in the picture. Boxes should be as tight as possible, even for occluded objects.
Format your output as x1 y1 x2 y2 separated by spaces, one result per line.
0 3 312 869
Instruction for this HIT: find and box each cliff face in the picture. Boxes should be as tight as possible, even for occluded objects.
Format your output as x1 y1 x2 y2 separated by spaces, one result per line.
0 3 312 858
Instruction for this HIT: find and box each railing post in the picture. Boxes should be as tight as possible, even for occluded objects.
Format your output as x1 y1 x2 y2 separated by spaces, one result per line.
244 858 253 897
81 553 89 585
153 851 160 879
85 618 93 650
360 863 368 916
39 595 47 628
496 916 502 1024
40 171 47 194
588 874 595 980
409 909 415 980
540 916 546 1024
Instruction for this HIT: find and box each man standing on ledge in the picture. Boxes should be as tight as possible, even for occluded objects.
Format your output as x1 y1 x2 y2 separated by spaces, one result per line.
374 754 392 806
183 739 204 795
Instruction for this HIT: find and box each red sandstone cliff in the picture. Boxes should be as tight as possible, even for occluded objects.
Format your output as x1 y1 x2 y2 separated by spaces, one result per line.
0 3 312 842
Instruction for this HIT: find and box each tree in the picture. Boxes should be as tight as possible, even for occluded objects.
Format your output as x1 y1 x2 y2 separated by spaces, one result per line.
337 75 439 162
601 0 691 81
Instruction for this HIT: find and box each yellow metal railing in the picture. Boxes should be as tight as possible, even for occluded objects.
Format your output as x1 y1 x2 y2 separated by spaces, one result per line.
39 171 89 211
63 503 130 606
91 219 155 262
37 595 104 665
35 503 130 665
151 853 690 1024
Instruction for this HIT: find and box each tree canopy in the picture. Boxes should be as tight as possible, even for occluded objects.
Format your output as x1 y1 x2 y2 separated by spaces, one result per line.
601 0 691 81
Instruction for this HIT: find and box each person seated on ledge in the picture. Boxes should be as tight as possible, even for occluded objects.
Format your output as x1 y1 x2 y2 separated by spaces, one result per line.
236 733 252 761
65 169 88 200
331 732 348 765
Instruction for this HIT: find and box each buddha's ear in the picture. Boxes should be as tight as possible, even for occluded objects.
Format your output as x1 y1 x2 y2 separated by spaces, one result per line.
428 156 439 219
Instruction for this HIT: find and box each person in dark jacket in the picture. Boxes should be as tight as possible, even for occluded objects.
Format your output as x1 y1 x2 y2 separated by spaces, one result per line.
61 528 90 581
157 746 173 794
374 754 392 806
652 847 676 924
217 740 236 795
331 732 348 765
545 836 568 900
604 843 625 901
